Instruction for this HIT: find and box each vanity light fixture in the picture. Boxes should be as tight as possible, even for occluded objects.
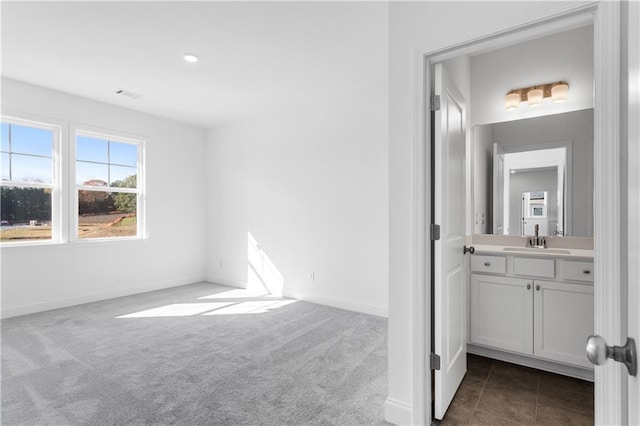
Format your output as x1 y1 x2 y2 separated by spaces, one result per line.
504 81 569 109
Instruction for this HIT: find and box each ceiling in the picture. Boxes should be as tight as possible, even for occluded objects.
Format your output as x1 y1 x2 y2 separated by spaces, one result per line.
1 2 387 128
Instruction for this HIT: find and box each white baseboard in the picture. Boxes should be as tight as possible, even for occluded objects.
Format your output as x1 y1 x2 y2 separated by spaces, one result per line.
384 397 412 425
204 276 388 318
467 343 594 381
282 288 388 318
0 276 205 319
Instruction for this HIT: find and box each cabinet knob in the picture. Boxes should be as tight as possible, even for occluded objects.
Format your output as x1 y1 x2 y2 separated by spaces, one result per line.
583 270 591 274
526 284 531 290
536 284 541 291
484 262 491 267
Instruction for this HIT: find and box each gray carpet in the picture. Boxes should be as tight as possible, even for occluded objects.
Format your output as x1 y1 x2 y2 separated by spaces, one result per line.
1 282 389 425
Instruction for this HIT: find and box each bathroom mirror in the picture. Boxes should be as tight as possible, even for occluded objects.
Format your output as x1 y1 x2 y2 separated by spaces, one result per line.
472 109 593 237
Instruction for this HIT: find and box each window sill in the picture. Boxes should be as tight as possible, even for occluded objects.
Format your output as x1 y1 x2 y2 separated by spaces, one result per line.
0 240 61 249
71 236 148 247
1 236 149 252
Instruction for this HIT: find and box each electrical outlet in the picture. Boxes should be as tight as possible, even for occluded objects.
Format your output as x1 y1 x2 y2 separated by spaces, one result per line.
308 272 315 282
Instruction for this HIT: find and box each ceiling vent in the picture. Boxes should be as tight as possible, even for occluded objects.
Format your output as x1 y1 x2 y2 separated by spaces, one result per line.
115 88 143 99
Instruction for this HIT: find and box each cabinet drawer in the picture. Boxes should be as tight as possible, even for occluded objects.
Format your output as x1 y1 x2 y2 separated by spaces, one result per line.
471 255 506 274
513 257 555 278
563 260 594 282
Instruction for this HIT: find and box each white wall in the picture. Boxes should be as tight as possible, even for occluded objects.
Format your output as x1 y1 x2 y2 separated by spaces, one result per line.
473 125 493 234
443 57 471 104
204 4 389 317
471 25 594 126
388 2 591 423
1 78 207 317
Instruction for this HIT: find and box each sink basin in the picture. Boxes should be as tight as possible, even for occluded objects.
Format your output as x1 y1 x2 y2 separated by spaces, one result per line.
502 247 571 255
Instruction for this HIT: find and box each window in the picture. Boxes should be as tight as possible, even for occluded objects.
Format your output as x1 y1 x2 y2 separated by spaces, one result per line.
0 114 145 245
74 132 143 240
1 120 59 243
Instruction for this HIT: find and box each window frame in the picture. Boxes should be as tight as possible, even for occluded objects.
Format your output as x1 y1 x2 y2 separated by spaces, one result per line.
0 114 63 246
71 125 146 242
0 112 147 247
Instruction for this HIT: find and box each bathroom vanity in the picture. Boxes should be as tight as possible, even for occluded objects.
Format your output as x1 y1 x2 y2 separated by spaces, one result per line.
466 108 596 380
467 244 594 379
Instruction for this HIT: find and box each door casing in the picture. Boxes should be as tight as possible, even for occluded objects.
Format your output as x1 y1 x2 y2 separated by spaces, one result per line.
624 0 640 423
412 2 624 425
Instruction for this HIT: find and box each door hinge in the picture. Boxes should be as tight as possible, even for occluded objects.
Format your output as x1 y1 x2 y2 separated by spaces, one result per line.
431 94 441 111
430 224 441 241
430 353 441 370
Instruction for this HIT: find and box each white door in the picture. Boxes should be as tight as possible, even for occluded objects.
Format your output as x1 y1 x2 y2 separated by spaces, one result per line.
492 143 505 234
433 63 467 420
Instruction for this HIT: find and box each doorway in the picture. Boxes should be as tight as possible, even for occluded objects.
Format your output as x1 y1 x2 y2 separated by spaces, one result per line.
416 3 625 425
433 42 596 419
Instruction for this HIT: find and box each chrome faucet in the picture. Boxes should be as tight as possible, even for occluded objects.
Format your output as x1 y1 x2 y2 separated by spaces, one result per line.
526 224 546 248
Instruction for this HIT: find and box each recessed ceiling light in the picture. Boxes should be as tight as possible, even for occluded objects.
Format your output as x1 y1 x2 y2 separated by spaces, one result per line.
183 53 199 63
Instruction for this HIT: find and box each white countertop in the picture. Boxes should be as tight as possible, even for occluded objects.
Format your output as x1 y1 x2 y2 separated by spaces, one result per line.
471 244 594 259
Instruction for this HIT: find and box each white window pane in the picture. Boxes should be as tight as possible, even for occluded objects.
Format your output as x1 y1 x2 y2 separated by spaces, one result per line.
78 190 136 239
110 165 137 188
77 136 108 163
11 124 52 157
76 161 108 186
109 141 137 166
1 153 9 181
12 154 52 184
1 123 9 152
0 186 52 242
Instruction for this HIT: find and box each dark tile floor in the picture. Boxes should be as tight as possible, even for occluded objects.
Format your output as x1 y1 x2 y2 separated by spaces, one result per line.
435 354 594 425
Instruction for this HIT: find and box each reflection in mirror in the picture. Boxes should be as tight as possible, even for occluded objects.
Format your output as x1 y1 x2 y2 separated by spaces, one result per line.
473 109 593 237
499 148 565 237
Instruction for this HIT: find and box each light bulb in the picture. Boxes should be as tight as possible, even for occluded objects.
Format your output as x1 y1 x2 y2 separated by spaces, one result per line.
527 88 544 106
551 82 569 103
505 91 521 110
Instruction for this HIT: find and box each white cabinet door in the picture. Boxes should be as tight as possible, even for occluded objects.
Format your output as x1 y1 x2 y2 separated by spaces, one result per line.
470 274 533 354
533 280 594 368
